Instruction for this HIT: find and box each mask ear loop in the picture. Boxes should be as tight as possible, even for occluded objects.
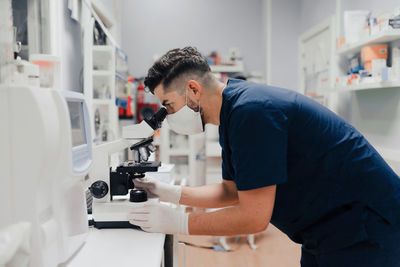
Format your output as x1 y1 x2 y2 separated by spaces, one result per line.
185 86 188 105
198 99 201 113
187 86 201 113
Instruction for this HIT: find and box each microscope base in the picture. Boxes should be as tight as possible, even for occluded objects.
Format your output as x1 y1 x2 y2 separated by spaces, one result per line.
91 197 159 229
92 220 141 229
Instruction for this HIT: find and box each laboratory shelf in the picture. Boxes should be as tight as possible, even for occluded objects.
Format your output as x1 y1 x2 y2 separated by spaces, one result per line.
115 72 127 82
92 99 113 105
210 62 244 73
116 65 129 73
116 47 128 61
84 17 118 145
337 29 400 55
335 81 400 91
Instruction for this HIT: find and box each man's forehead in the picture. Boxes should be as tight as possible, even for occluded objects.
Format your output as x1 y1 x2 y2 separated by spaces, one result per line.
154 84 181 104
154 84 165 100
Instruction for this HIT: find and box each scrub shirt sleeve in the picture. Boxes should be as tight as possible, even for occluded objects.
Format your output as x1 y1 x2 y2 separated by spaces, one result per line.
221 148 233 181
228 103 288 190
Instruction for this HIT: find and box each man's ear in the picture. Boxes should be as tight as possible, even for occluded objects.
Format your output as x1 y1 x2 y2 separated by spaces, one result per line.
187 80 202 100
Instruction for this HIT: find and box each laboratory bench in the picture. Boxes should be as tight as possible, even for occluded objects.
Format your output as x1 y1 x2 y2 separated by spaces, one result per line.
66 227 169 267
67 164 177 267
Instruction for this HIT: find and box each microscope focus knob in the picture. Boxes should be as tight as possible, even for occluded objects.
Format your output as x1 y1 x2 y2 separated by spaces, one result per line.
89 181 109 199
130 189 148 202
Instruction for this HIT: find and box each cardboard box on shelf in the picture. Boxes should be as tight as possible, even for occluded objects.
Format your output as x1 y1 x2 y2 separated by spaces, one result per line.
361 45 388 70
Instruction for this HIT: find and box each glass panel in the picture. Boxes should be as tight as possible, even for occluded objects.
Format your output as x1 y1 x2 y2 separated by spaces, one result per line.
67 101 87 147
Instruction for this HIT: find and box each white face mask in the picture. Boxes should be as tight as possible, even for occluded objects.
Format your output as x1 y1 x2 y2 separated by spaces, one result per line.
166 89 204 135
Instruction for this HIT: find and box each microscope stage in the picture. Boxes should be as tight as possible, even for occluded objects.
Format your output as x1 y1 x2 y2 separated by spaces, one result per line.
116 161 161 174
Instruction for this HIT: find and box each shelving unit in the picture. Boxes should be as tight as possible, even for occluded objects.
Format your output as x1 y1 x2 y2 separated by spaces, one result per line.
335 81 400 91
115 71 127 82
114 46 131 140
158 114 223 188
83 17 119 144
298 6 400 175
210 61 244 73
159 121 201 185
337 29 400 55
299 11 400 95
334 26 400 92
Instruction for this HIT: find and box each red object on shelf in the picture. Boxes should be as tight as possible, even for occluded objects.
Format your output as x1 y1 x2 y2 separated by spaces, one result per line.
119 106 125 116
137 81 145 104
126 95 133 117
136 80 159 122
118 96 134 119
137 103 158 122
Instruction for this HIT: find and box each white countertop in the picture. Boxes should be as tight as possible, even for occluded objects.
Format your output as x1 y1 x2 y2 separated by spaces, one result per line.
66 228 165 267
66 164 176 267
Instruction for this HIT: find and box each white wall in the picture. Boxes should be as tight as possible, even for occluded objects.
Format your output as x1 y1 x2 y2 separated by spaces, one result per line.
297 0 400 153
120 0 266 78
60 0 84 92
299 0 336 34
97 0 122 45
59 0 122 93
260 0 270 82
269 0 301 90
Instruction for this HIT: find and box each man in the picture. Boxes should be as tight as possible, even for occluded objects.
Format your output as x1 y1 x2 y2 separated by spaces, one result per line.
128 47 400 266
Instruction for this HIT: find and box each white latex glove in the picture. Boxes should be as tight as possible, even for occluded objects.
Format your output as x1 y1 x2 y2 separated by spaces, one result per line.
133 176 182 204
127 202 189 235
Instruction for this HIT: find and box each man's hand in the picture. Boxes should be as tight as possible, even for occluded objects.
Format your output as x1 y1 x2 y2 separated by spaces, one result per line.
133 177 182 204
127 202 189 234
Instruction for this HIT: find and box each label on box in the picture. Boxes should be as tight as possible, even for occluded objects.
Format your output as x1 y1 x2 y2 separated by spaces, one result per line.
389 18 400 29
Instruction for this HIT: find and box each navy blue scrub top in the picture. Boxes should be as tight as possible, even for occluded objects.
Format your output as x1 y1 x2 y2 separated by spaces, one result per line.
219 79 400 253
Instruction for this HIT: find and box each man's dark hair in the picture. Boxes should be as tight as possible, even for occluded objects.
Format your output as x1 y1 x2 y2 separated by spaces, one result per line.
144 47 211 94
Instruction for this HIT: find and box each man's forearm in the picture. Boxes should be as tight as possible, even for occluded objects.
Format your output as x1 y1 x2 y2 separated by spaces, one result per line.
179 183 238 208
188 206 269 236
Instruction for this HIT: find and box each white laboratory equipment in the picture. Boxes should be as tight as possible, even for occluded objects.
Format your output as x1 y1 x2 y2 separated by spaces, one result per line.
0 86 92 266
30 54 61 90
88 108 168 229
0 0 14 83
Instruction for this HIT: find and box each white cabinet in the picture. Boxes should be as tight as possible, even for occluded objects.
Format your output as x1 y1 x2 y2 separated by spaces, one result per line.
159 122 224 187
159 121 207 186
84 17 118 144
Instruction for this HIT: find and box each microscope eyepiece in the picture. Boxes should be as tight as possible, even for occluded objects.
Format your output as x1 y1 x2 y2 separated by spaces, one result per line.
144 107 167 130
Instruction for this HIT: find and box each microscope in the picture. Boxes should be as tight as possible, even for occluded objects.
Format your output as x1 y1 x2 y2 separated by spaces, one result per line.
89 107 168 229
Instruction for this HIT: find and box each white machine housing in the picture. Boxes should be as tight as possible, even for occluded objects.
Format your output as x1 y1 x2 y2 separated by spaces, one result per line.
90 122 154 224
0 85 92 266
90 121 173 226
57 91 92 262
